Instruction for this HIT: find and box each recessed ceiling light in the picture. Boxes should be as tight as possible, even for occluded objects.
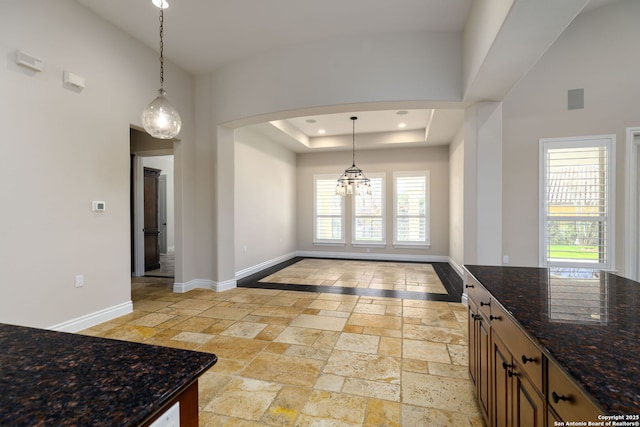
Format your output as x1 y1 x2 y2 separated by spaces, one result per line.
152 0 169 9
306 119 317 124
396 110 408 115
318 129 326 134
398 123 407 128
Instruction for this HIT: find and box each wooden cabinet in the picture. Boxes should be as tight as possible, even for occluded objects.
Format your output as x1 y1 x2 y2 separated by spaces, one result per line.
467 277 492 422
492 330 545 427
465 272 603 427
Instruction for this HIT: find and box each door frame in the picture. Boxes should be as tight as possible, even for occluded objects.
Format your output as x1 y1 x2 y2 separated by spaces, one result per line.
625 127 640 280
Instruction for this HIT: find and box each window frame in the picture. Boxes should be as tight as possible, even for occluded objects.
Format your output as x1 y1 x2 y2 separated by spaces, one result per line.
313 174 345 246
538 135 616 270
393 170 430 248
352 172 386 247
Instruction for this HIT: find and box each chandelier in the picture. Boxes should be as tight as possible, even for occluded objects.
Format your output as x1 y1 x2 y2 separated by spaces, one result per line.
336 116 371 196
141 0 182 139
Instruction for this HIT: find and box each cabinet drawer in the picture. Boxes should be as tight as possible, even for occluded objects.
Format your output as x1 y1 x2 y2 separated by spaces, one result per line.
547 360 601 422
465 275 492 319
490 303 543 392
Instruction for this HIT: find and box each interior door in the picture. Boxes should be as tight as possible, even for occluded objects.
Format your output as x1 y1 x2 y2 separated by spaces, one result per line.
144 167 161 271
158 174 168 254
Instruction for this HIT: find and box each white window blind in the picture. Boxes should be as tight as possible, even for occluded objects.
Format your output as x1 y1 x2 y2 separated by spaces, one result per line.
314 176 344 244
540 136 615 269
394 171 429 246
353 175 384 244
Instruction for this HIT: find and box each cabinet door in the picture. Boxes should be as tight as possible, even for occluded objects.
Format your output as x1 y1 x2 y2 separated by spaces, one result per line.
478 316 491 420
493 333 511 427
512 369 545 427
468 301 478 386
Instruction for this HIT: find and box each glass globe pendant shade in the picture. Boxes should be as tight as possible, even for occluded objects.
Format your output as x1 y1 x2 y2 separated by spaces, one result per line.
142 89 182 139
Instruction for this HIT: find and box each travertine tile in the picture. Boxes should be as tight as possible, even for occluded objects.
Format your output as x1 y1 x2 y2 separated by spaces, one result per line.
342 378 401 401
241 353 324 387
365 399 401 427
197 336 268 362
219 321 267 339
261 386 310 426
334 332 380 354
290 314 348 331
402 372 479 414
204 377 281 420
129 312 176 327
90 262 480 427
324 350 400 382
301 390 368 424
274 326 323 346
403 324 467 345
403 339 452 364
314 374 345 392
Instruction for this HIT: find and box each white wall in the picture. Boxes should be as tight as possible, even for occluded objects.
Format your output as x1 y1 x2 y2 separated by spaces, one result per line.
0 0 195 328
449 126 465 273
143 156 175 253
296 146 450 260
502 0 638 270
234 128 297 274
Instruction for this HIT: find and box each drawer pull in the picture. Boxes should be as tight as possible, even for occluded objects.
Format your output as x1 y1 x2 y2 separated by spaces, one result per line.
465 284 475 289
490 315 501 321
552 391 569 404
480 301 491 307
472 314 482 321
521 355 536 364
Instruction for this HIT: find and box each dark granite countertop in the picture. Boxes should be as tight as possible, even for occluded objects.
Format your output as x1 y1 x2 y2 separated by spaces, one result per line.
0 324 218 426
464 265 640 415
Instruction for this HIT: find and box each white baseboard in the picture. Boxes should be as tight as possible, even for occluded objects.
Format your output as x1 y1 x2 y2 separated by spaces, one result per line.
173 278 237 293
296 250 449 263
48 301 133 333
448 257 464 278
235 252 297 280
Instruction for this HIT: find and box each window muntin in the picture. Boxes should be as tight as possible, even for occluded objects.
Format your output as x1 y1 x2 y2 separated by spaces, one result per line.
540 136 615 269
314 175 345 244
394 171 429 246
353 174 385 245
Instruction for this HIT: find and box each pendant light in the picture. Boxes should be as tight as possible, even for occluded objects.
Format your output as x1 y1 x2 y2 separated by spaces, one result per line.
336 116 371 196
142 0 182 139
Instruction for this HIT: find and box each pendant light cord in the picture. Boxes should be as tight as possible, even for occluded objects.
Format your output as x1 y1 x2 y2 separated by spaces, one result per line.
159 1 165 89
351 116 357 167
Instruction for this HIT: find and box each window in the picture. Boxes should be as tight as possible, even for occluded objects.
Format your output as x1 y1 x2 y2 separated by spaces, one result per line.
393 171 429 247
353 174 385 245
539 136 615 269
314 175 344 244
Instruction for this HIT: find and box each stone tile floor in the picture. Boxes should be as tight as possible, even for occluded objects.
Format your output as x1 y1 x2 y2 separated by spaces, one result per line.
80 276 484 426
260 259 448 294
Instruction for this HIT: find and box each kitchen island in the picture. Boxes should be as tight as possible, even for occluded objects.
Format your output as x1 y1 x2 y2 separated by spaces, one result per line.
465 265 640 426
0 323 217 426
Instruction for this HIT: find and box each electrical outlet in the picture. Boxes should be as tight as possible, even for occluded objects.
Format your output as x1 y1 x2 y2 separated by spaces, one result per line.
75 274 84 288
502 255 509 264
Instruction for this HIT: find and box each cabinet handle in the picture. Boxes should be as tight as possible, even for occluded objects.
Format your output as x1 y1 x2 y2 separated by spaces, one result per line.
480 301 490 307
507 370 519 378
521 355 536 364
465 284 475 289
502 362 513 370
551 391 569 404
490 315 501 321
472 314 482 321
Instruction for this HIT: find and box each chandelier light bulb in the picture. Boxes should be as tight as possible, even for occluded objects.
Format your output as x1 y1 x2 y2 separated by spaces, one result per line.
142 89 182 139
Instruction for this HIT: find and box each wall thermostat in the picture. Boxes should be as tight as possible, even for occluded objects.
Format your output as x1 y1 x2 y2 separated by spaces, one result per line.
92 201 106 212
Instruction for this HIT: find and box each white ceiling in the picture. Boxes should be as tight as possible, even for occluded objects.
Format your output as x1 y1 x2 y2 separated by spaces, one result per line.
73 0 617 152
